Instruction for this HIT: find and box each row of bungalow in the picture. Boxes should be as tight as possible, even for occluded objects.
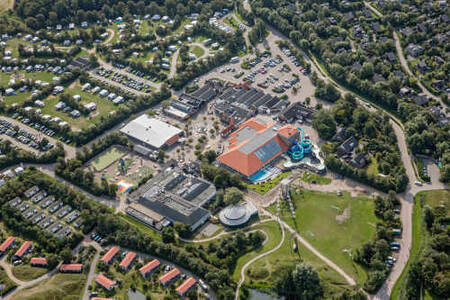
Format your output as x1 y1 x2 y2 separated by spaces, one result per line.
97 246 197 297
0 237 33 260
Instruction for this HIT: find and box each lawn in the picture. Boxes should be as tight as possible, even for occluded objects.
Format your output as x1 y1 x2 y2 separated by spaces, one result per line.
40 81 121 130
232 221 283 282
391 190 449 300
247 172 291 195
273 189 378 284
11 273 85 300
246 227 352 298
190 45 205 58
366 156 379 176
3 91 31 106
91 146 126 172
300 171 331 185
21 71 55 83
0 266 17 296
12 265 48 281
92 263 176 300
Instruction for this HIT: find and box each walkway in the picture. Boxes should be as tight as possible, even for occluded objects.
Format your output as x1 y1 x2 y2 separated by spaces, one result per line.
81 241 102 300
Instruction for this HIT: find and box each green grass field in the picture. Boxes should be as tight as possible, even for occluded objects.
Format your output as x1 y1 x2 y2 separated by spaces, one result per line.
11 273 85 300
12 265 48 281
391 190 449 300
301 172 331 185
190 45 205 58
272 189 378 284
3 91 31 106
91 146 126 172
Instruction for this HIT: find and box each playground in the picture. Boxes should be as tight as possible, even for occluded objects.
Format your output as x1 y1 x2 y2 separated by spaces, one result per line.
90 149 157 191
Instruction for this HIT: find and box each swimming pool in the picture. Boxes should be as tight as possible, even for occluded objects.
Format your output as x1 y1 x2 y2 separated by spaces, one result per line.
249 166 280 183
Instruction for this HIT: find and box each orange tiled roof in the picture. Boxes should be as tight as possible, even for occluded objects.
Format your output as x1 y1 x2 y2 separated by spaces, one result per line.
217 118 297 177
101 246 119 264
0 237 15 252
139 259 160 276
119 251 136 269
96 274 116 290
14 241 32 258
30 257 47 265
176 277 197 295
59 264 83 272
159 268 180 285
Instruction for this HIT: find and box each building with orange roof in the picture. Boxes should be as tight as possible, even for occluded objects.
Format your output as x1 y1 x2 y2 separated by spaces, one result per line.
0 237 16 255
59 264 83 273
30 257 47 267
14 241 32 259
176 277 197 297
91 298 113 300
119 251 137 271
159 268 180 287
101 246 119 265
217 117 299 179
96 274 117 291
139 259 160 278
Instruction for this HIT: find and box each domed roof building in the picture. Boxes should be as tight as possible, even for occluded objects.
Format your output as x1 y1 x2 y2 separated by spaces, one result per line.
219 202 258 227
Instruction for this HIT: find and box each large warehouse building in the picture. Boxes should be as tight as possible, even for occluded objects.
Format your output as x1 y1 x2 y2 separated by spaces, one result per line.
127 167 215 231
120 115 182 150
217 117 299 179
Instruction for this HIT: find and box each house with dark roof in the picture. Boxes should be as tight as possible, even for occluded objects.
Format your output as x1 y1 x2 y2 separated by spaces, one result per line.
385 52 397 63
416 60 429 73
216 118 299 179
350 153 367 169
413 95 429 106
336 136 358 156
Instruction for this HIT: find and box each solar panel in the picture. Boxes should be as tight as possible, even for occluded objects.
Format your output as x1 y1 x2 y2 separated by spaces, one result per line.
254 139 281 163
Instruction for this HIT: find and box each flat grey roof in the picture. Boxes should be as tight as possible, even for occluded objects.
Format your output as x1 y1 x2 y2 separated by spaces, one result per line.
120 115 182 149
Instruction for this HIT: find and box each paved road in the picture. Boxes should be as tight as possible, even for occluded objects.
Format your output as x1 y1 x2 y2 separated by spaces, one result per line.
81 241 102 300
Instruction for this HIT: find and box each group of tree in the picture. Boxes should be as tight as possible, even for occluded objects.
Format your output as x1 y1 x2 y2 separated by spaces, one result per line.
275 263 322 299
354 191 401 293
0 139 65 170
313 95 408 192
400 193 450 299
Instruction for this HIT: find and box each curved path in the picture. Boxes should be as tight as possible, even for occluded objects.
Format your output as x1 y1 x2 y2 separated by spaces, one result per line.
234 218 285 300
81 241 102 300
179 219 272 243
1 256 60 300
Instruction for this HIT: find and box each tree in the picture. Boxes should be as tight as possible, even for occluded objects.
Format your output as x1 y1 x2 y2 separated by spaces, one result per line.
60 248 73 263
224 187 244 206
161 227 175 243
312 109 336 140
276 263 322 299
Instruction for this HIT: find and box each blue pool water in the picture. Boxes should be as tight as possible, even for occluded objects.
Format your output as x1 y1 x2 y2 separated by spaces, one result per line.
249 169 269 182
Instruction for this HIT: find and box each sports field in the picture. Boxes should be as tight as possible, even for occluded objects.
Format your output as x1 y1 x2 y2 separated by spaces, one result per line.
91 147 126 172
271 188 378 284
